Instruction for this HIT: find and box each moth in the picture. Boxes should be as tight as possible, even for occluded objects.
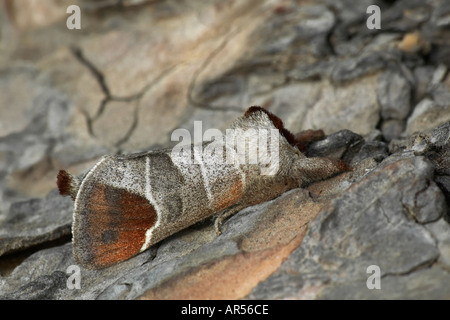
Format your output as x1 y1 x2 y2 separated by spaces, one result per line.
57 106 350 269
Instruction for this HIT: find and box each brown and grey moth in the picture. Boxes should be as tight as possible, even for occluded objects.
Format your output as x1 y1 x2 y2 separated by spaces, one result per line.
57 106 350 269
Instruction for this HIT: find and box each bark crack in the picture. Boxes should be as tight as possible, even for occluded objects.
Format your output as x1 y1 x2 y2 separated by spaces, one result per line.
70 46 178 146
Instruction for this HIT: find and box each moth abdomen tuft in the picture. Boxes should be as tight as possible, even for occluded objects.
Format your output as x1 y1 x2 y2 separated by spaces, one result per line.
57 170 80 201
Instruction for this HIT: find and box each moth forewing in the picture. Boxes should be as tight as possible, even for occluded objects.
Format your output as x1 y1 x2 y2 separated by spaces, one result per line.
58 106 350 269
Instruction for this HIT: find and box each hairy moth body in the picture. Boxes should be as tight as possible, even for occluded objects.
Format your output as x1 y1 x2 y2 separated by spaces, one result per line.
58 106 349 269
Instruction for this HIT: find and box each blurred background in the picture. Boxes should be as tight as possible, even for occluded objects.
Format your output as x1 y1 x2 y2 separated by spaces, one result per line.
0 0 449 212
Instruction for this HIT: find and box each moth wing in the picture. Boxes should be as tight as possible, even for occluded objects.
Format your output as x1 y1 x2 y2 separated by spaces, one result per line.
73 178 157 269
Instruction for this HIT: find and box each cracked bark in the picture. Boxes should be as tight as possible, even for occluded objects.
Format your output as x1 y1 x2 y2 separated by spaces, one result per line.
115 106 139 149
70 46 179 147
381 254 440 279
187 27 247 112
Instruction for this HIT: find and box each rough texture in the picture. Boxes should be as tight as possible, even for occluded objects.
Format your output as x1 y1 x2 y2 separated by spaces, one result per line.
248 154 446 299
0 189 72 257
1 0 450 299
